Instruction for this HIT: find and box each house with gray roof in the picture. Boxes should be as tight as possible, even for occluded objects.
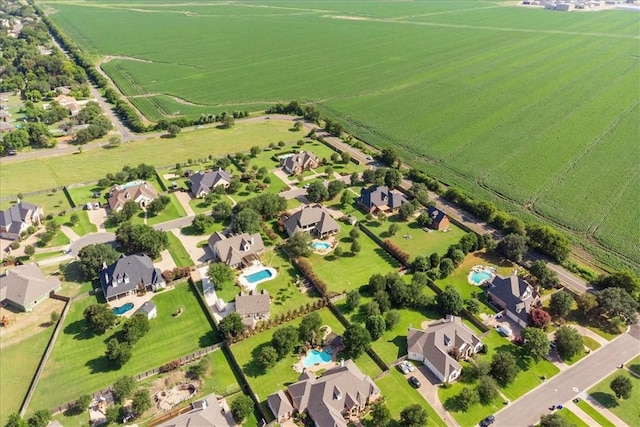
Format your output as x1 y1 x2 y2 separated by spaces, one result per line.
282 205 340 238
135 301 157 319
358 186 408 214
486 271 541 327
208 232 264 269
267 359 380 426
280 151 319 175
108 182 158 212
407 316 483 383
0 201 44 240
99 254 165 302
157 393 235 427
189 169 232 198
235 289 270 326
0 264 61 312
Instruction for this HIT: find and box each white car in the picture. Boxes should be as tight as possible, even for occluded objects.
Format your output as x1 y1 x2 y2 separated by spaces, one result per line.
404 361 415 372
398 362 410 374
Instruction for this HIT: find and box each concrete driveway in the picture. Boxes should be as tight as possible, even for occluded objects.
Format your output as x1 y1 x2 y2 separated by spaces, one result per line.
87 207 108 230
482 311 522 338
409 364 460 426
169 229 210 265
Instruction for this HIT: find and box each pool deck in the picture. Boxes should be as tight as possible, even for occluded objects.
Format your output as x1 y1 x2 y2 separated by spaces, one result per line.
237 262 277 291
310 237 338 255
467 264 496 286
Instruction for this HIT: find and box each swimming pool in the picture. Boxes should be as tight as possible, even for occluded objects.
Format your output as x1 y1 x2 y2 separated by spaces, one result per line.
112 302 134 315
302 348 333 367
245 269 273 284
469 269 494 285
311 241 331 250
120 180 146 189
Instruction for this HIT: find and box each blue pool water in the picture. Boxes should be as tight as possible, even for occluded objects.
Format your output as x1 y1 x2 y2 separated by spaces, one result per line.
245 269 273 284
311 241 331 250
112 302 134 315
470 270 493 285
303 349 332 367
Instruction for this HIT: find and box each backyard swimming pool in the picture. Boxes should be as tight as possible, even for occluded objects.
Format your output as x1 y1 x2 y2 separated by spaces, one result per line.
311 241 331 250
468 266 495 285
302 348 333 367
112 302 134 315
245 269 273 284
238 264 277 290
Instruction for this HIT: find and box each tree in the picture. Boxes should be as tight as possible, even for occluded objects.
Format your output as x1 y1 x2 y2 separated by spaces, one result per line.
113 376 135 403
341 152 352 164
490 352 519 386
327 180 345 199
521 327 550 361
131 389 152 415
529 260 560 289
388 223 401 236
83 304 117 333
340 190 353 207
122 313 150 345
105 338 132 367
576 292 598 317
530 308 551 330
596 287 639 325
115 222 168 259
250 145 261 157
369 400 392 427
24 244 35 258
399 404 428 427
373 290 391 313
271 325 299 358
466 298 480 314
120 200 141 220
349 227 360 240
381 148 401 168
476 375 499 405
365 315 386 341
437 285 464 315
526 224 570 263
306 181 329 203
212 200 233 222
285 231 312 257
456 386 479 411
343 323 371 358
230 395 254 423
69 213 80 226
398 202 415 221
350 238 361 255
191 213 215 234
207 262 235 290
439 258 454 278
385 310 401 330
75 394 92 412
345 290 361 311
5 413 27 427
330 152 341 163
257 345 278 370
190 357 210 378
384 168 402 188
26 410 50 427
592 271 640 297
554 326 583 360
497 233 528 262
549 291 574 319
610 374 633 399
539 413 571 427
232 208 261 234
147 195 170 216
105 405 122 425
219 312 244 338
50 311 60 325
298 312 322 343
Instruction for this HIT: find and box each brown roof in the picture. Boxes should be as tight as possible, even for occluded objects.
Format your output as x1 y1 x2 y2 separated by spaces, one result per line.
235 290 271 317
283 205 340 236
108 182 158 211
208 232 264 267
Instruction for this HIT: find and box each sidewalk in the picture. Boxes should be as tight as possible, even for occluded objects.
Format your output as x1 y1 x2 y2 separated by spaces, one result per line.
583 395 628 426
563 401 600 427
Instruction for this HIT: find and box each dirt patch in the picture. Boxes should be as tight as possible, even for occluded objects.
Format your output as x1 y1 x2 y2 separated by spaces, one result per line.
0 298 66 348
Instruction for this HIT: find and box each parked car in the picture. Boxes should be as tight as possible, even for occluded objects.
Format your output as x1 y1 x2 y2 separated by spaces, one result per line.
404 360 415 372
496 325 512 337
512 336 524 346
408 376 421 388
6 149 17 156
398 362 410 374
550 341 557 349
479 415 495 426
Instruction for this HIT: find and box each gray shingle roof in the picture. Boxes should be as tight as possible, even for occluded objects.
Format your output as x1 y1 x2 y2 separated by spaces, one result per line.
0 201 40 234
157 393 234 427
358 186 408 211
0 264 61 309
235 290 270 317
135 301 157 317
189 169 232 196
283 205 340 236
268 390 293 420
280 151 319 174
427 206 448 227
487 273 540 324
208 232 264 267
99 255 164 300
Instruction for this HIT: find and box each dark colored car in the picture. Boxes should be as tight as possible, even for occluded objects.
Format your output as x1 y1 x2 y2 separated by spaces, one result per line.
7 149 17 156
408 376 421 388
479 415 495 426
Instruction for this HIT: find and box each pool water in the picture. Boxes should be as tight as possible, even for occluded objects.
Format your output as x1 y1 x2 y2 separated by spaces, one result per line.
112 302 134 315
470 270 494 285
311 241 331 250
245 269 273 284
303 349 332 367
120 180 146 189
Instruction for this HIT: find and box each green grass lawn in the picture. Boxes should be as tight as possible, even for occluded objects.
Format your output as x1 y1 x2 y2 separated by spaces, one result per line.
39 229 70 248
627 355 640 376
373 370 446 427
32 250 65 262
166 232 194 267
130 193 187 226
588 369 640 426
575 399 616 427
0 328 55 425
563 335 601 366
29 283 217 411
557 407 589 427
308 224 400 295
54 211 97 236
65 184 107 209
0 190 72 215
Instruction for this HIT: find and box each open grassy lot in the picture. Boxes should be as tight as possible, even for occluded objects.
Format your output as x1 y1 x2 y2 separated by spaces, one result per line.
29 283 217 411
0 328 54 425
1 120 294 197
166 232 194 267
41 0 640 270
53 211 97 236
575 399 616 427
372 370 446 427
588 369 640 426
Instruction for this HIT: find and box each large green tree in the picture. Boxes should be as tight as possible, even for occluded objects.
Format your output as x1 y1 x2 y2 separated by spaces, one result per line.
131 389 152 415
554 326 583 360
343 323 372 358
610 374 633 399
399 404 428 427
271 325 299 358
83 304 117 334
122 313 150 345
77 243 120 280
298 312 322 344
285 231 312 257
539 413 571 427
105 338 132 368
490 352 519 386
596 287 639 325
306 181 329 203
521 327 550 361
219 312 244 338
207 262 235 290
497 233 528 262
113 376 135 403
230 395 254 423
365 315 386 341
549 291 574 319
232 208 261 234
115 222 168 258
437 285 464 315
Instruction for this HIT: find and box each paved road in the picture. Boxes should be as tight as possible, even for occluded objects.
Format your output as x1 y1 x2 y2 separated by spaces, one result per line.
153 215 194 232
495 324 640 427
525 252 590 294
69 232 116 254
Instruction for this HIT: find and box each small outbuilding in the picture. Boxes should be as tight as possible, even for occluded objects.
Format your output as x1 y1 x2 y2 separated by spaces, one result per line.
135 301 157 319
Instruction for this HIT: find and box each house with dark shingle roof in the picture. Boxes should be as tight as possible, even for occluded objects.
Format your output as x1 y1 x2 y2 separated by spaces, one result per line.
108 182 158 212
486 271 541 327
0 264 62 312
0 201 44 240
99 255 165 302
407 316 483 383
426 206 450 230
280 151 319 175
281 205 340 238
208 231 264 268
189 169 232 198
267 359 380 426
157 393 235 427
358 186 408 214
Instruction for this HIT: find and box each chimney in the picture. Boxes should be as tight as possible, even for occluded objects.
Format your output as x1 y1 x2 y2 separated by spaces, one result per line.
250 236 254 245
340 359 345 367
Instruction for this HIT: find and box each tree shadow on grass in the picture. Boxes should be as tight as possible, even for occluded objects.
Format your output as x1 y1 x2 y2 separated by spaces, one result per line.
86 355 118 374
242 342 271 378
444 394 466 412
64 319 96 341
389 335 407 360
590 392 619 409
628 364 640 376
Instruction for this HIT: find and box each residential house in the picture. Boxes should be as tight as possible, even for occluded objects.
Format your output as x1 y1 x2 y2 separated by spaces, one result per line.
99 254 165 302
189 169 232 198
426 206 450 230
358 186 408 214
281 205 340 238
157 393 235 427
208 232 264 268
407 316 483 383
108 182 158 212
0 264 62 312
0 201 44 240
486 271 541 328
267 359 380 426
135 301 157 319
280 151 319 175
235 289 271 326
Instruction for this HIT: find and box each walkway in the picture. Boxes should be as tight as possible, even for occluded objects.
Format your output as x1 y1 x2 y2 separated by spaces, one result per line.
60 225 81 242
563 400 599 427
413 365 460 426
583 394 628 426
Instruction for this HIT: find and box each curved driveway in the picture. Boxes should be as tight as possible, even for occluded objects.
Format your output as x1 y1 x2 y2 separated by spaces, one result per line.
69 232 116 254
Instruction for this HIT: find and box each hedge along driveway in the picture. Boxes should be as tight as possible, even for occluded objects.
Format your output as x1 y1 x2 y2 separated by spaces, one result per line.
29 283 217 411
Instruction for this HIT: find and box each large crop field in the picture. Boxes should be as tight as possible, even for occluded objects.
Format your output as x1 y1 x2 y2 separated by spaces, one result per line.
39 0 640 270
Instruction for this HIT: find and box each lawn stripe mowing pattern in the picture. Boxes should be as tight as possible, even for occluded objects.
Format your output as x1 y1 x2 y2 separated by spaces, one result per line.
587 369 640 426
0 328 55 425
557 407 589 427
29 283 217 411
575 399 616 427
166 232 194 267
42 0 640 269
